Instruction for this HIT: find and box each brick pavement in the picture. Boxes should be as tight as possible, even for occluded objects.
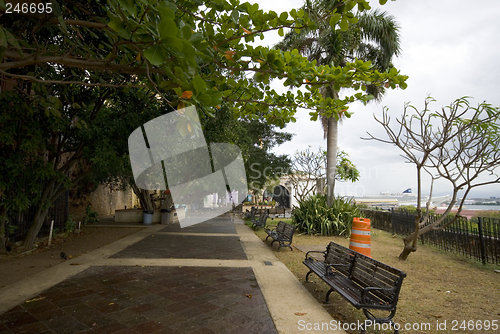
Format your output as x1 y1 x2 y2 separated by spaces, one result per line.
0 218 277 334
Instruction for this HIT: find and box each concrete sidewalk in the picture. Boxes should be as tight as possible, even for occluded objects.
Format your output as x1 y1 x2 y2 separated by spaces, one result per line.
0 215 344 334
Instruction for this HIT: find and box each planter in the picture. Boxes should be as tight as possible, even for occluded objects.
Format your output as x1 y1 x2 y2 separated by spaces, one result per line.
242 205 275 212
115 208 186 224
115 209 160 223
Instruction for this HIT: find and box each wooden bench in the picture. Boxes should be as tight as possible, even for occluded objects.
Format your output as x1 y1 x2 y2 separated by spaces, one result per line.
303 242 406 333
244 207 257 219
264 221 296 251
251 212 268 229
267 207 286 218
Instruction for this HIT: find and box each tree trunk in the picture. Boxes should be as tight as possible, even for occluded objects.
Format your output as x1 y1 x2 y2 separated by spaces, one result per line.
22 206 50 250
160 192 174 210
326 116 338 207
131 184 155 210
399 233 418 260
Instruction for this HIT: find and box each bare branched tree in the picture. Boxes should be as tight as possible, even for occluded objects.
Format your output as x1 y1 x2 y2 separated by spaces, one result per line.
288 147 327 205
364 96 500 260
288 147 360 205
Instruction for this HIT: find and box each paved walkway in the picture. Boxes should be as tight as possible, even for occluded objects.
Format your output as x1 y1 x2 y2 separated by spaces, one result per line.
0 215 344 334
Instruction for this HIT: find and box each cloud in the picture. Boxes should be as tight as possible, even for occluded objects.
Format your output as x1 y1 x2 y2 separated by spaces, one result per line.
262 0 500 197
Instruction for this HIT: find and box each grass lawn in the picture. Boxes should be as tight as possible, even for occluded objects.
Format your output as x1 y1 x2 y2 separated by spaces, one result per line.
247 218 500 334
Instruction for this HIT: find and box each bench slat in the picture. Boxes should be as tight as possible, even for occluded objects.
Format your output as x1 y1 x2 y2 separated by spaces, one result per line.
303 241 406 325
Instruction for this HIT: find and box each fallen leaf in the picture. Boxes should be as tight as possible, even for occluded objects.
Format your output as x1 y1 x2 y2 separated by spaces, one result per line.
246 294 252 298
294 312 307 316
26 296 46 303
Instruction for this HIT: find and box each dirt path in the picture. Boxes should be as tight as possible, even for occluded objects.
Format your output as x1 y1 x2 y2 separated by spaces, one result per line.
0 227 143 289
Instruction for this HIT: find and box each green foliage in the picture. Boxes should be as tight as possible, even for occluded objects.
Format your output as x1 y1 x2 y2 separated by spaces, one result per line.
336 150 360 183
82 205 99 225
0 0 407 126
201 104 292 193
292 194 361 236
470 211 500 221
65 215 77 235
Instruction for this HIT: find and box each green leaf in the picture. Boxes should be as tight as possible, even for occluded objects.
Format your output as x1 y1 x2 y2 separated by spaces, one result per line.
158 18 178 39
278 28 284 37
162 37 183 52
117 0 137 16
107 19 124 32
0 0 5 10
144 45 165 66
193 74 207 93
231 10 239 23
4 29 22 55
379 0 388 4
197 92 212 106
339 18 348 31
329 13 342 28
0 28 6 48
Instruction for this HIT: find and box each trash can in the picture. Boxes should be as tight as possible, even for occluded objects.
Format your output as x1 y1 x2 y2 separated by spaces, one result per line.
142 210 154 225
160 209 171 225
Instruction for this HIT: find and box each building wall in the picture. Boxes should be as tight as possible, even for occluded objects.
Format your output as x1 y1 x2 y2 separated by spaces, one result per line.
69 184 136 220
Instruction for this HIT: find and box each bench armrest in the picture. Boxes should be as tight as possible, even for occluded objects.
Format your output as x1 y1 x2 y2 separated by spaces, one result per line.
305 250 326 260
361 286 396 304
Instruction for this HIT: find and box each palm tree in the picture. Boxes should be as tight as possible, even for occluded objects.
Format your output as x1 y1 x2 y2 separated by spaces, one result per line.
276 2 401 206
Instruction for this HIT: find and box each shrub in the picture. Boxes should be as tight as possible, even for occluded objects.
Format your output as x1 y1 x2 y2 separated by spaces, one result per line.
82 205 99 225
292 194 361 236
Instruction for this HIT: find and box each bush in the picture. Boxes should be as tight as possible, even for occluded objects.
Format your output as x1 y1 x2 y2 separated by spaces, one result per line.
82 205 99 225
292 194 361 236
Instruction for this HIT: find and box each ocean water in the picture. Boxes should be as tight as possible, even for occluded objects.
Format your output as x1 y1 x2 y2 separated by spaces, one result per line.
463 205 500 211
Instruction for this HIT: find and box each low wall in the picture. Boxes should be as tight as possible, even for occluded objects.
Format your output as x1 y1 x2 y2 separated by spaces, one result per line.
115 209 185 224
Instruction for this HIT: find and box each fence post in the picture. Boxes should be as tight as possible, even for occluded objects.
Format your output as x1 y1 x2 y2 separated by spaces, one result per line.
477 217 487 265
390 208 394 235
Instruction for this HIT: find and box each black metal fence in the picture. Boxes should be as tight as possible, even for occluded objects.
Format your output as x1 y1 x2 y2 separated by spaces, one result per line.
391 209 500 265
6 191 69 242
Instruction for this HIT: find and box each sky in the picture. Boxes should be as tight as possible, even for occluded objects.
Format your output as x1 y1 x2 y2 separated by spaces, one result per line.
250 0 500 199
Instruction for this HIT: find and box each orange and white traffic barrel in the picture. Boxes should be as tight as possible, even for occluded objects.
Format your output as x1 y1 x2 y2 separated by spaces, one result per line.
349 218 371 257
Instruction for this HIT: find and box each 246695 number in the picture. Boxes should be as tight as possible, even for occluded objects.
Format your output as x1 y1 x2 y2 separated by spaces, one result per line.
5 2 53 14
451 320 498 331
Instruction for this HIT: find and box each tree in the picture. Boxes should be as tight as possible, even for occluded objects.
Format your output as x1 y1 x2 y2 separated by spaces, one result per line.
0 0 407 124
288 146 359 204
0 79 169 250
276 3 404 206
0 0 407 248
201 104 292 196
364 97 500 260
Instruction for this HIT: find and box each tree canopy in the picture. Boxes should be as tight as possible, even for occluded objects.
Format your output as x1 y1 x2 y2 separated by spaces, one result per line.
0 0 407 126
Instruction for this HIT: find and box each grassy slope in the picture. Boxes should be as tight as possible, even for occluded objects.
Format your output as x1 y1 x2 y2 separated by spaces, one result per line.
250 218 500 334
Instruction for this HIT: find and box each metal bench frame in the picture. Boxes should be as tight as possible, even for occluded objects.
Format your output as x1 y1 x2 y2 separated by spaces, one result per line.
265 221 296 251
303 242 406 334
251 212 268 229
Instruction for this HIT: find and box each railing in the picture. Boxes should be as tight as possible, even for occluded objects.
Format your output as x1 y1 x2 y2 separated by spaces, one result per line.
6 191 69 242
362 208 500 265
